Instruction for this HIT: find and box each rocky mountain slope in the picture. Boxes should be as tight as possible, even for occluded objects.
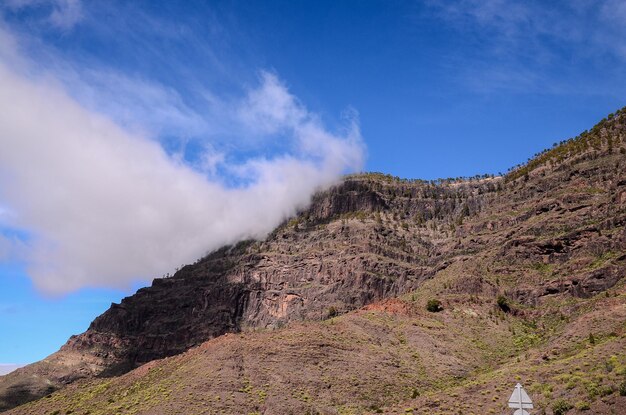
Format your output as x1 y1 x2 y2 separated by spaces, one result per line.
1 108 625 414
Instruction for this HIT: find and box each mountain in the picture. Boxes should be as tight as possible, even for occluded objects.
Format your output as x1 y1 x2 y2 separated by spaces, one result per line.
1 108 625 414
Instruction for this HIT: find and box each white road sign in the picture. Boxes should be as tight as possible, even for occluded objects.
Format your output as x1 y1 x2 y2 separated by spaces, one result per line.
508 383 534 410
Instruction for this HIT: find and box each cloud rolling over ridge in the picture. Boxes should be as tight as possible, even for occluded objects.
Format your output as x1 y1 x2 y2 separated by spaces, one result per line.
0 49 364 294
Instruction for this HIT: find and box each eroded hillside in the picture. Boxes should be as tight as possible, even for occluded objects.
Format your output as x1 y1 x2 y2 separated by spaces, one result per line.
1 108 625 414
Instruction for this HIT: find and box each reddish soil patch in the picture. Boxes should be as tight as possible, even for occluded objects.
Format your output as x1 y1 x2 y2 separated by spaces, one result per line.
361 298 412 315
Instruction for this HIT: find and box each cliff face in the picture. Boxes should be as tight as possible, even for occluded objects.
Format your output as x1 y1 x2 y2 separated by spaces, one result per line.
1 108 625 413
63 176 477 371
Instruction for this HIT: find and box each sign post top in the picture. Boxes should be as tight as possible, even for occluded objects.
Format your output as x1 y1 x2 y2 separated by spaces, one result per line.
508 383 533 411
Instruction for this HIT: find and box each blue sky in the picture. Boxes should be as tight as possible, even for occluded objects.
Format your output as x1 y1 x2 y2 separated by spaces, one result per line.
0 0 625 367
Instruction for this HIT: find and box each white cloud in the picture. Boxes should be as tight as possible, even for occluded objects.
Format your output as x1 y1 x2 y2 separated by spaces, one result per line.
239 72 364 166
239 72 308 135
197 147 225 176
0 25 217 146
63 68 211 139
49 0 82 29
0 38 364 295
3 0 83 29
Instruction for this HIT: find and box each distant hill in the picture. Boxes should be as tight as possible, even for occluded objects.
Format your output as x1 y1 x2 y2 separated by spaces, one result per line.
2 107 625 414
0 367 23 378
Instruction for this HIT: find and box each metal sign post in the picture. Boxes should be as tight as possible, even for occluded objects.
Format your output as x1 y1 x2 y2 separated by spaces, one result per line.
508 383 533 415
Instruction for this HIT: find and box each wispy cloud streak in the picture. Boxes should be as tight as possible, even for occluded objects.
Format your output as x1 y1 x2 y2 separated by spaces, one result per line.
426 0 626 94
4 0 83 29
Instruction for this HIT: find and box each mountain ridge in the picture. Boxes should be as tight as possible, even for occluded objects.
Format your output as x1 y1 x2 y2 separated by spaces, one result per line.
1 107 625 414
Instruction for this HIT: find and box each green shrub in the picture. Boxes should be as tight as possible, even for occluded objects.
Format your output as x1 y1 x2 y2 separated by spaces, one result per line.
575 401 590 410
326 306 338 319
426 299 443 313
552 399 573 415
618 380 626 396
368 405 383 414
598 385 613 397
496 295 510 312
588 333 595 345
